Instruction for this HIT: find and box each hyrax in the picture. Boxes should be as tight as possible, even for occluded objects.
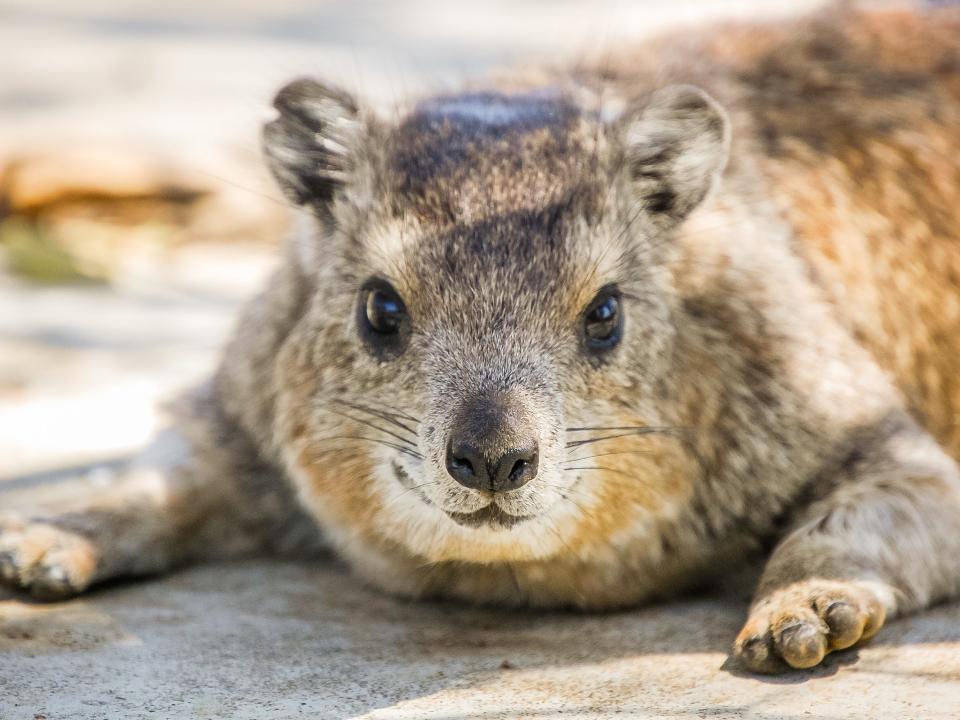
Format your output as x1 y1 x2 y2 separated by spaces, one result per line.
3 6 960 673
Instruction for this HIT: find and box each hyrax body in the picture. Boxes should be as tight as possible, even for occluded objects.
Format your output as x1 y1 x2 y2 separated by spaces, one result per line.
3 7 960 673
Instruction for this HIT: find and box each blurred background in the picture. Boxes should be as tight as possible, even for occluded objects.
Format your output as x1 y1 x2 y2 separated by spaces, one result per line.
0 0 835 498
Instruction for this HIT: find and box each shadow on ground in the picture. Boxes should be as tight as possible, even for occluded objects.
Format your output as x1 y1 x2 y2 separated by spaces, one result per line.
2 555 959 720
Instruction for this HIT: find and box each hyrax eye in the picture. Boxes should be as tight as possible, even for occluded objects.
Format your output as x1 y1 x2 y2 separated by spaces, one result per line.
358 279 409 355
583 288 623 351
366 287 404 334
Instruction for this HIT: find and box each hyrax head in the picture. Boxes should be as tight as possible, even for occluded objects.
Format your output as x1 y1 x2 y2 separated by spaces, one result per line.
263 78 729 564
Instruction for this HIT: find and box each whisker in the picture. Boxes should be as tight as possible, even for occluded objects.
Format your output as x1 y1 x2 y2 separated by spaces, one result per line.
558 491 590 516
563 465 637 480
332 400 420 437
309 435 423 460
383 481 440 511
349 398 421 424
565 429 679 449
372 404 421 425
193 168 301 211
540 482 598 530
542 481 592 506
564 449 655 463
326 408 420 449
565 425 684 432
404 480 439 493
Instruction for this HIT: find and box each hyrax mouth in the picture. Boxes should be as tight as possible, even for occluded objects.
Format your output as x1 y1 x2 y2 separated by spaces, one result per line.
393 461 531 528
446 504 532 529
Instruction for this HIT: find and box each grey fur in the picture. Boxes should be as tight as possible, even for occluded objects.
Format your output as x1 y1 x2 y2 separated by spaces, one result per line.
3 8 960 674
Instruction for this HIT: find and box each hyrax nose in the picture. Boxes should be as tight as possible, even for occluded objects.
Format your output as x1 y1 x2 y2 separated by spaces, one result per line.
446 440 539 493
444 392 539 493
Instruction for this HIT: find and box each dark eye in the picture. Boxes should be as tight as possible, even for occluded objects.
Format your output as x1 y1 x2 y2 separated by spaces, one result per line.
358 279 408 355
583 288 623 351
366 288 404 334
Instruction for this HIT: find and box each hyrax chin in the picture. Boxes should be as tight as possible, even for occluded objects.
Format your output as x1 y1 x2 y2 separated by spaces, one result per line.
3 6 960 674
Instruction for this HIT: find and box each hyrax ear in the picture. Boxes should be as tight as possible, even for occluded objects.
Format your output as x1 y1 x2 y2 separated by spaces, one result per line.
621 85 730 222
262 78 363 208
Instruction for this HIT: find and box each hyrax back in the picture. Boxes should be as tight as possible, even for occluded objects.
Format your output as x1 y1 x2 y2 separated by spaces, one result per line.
2 5 960 675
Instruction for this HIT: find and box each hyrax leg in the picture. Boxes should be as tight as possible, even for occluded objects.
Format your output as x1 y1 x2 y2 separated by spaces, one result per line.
0 419 311 600
734 425 960 673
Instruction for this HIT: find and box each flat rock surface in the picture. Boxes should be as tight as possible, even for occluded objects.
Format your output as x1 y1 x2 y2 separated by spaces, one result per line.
1 561 959 719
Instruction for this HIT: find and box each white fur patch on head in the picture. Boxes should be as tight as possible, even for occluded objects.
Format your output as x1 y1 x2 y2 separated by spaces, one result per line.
359 218 424 290
364 219 412 269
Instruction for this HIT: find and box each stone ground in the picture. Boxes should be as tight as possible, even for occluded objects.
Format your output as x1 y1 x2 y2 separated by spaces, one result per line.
2 1 960 718
2 561 960 719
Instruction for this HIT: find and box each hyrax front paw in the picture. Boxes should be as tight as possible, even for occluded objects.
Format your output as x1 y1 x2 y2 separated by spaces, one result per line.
733 579 886 673
0 516 98 600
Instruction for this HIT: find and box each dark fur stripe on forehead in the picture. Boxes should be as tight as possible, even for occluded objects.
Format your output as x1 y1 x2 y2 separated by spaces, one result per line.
426 200 574 273
403 196 601 339
386 90 598 225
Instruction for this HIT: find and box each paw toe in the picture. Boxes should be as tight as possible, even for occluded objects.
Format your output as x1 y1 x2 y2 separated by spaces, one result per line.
0 520 97 600
34 545 96 599
28 568 78 601
776 621 827 669
735 632 785 674
822 600 865 649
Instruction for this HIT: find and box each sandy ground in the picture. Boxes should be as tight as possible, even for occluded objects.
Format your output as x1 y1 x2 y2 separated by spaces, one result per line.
2 562 960 719
3 1 960 718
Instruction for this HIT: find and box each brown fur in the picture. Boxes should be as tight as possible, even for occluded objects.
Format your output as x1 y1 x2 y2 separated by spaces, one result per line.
3 5 960 675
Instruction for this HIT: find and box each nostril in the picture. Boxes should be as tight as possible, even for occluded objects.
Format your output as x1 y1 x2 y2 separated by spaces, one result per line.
445 441 489 490
451 456 474 475
508 458 531 484
494 448 538 492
